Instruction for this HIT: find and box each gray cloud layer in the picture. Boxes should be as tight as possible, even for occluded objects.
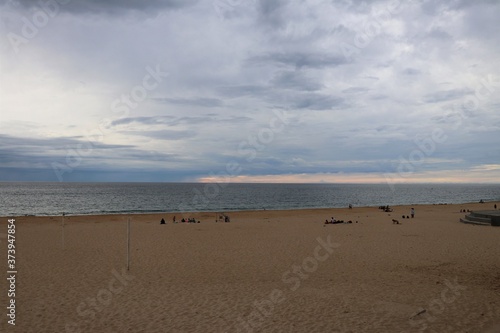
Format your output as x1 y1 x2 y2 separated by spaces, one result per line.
10 0 197 15
1 0 499 182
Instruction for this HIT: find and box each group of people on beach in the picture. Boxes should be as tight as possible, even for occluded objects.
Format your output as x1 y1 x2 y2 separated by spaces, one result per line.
379 205 393 212
160 213 234 224
400 208 415 219
324 217 354 224
378 205 414 218
216 214 231 223
160 216 200 224
181 218 200 223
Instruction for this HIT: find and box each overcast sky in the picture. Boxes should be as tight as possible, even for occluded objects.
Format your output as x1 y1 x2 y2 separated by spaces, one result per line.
1 0 499 183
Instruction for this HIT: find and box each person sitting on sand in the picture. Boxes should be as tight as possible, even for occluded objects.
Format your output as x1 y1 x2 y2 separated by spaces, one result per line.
160 218 166 225
330 217 335 223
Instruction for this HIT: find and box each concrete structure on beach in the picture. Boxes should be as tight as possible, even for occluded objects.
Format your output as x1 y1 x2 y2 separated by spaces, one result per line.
460 210 500 226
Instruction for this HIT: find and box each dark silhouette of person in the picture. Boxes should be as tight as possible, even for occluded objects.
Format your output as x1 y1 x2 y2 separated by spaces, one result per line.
160 218 166 224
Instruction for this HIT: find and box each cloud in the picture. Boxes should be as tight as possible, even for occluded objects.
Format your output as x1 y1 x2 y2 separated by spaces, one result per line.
293 93 345 110
152 97 224 108
342 87 369 94
424 88 474 103
118 130 196 141
110 115 252 128
269 70 323 91
257 0 288 28
0 133 177 171
0 134 132 153
10 0 198 15
110 117 174 127
0 133 143 182
426 28 453 41
217 85 269 98
1 0 500 183
248 52 348 69
402 68 420 75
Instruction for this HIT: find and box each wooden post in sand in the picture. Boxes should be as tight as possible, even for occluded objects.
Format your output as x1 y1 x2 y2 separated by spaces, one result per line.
127 217 130 271
61 212 65 249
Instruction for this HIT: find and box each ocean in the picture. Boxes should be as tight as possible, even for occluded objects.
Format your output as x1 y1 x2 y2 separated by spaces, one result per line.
0 182 499 217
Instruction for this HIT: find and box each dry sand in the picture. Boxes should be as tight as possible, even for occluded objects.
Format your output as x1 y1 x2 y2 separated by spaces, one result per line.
1 202 500 332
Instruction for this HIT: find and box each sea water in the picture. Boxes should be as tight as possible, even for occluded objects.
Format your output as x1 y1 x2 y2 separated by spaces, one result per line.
0 182 499 216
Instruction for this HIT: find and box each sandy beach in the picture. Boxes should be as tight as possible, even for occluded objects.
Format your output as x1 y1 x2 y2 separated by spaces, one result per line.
1 202 500 332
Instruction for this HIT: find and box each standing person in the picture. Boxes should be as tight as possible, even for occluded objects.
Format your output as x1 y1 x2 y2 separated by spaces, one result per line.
173 215 176 223
495 204 497 210
411 208 415 218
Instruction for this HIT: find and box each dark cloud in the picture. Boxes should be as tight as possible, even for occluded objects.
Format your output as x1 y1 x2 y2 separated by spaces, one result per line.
446 0 499 10
426 28 453 41
270 70 323 91
110 115 252 128
0 133 134 172
342 87 369 94
10 0 198 15
0 148 59 167
110 150 179 162
110 116 211 127
370 94 388 100
402 68 420 75
0 133 181 181
293 93 345 110
0 134 132 152
0 167 193 182
217 85 269 98
248 52 348 69
424 88 474 103
257 0 288 28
